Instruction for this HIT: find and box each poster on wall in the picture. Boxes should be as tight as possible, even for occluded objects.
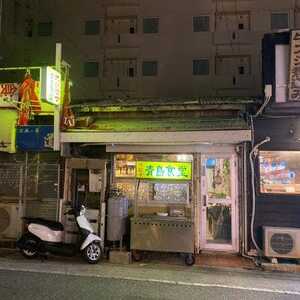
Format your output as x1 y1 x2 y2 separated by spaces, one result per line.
259 151 300 194
0 83 19 108
289 30 300 101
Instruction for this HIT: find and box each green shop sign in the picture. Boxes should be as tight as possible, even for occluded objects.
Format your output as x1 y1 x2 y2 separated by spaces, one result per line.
136 161 192 180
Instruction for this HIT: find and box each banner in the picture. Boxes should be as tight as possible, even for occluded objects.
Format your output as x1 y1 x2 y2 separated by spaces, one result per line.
289 30 300 101
0 83 19 107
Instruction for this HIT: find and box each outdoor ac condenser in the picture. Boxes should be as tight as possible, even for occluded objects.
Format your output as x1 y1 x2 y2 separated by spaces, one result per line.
264 226 300 259
0 203 21 239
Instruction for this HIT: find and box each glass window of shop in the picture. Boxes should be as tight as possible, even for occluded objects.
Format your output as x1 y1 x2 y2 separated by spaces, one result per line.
259 151 300 194
113 154 193 214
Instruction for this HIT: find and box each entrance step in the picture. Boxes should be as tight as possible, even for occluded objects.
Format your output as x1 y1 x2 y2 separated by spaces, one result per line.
109 250 132 264
196 252 255 269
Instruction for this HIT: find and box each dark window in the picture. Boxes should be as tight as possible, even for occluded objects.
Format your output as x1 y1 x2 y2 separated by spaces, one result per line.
238 66 245 75
238 23 244 30
25 18 34 37
142 61 158 76
130 26 135 34
193 59 209 75
84 62 99 77
128 67 135 77
85 20 100 35
271 13 289 30
143 18 159 34
193 16 209 32
38 22 52 36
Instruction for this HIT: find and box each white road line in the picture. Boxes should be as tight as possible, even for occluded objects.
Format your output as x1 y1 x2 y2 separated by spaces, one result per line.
0 265 300 296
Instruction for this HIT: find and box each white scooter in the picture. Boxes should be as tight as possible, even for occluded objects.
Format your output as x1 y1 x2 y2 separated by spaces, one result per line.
17 205 102 264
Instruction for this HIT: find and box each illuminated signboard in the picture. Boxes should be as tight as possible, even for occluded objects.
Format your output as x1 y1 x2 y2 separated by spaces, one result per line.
40 66 61 105
0 83 19 107
289 30 300 101
136 161 192 180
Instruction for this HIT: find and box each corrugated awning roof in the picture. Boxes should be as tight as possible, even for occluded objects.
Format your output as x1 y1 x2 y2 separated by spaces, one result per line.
74 117 248 132
72 96 257 113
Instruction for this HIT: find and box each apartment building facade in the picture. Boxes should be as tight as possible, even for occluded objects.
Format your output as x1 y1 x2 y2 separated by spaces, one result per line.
0 0 299 103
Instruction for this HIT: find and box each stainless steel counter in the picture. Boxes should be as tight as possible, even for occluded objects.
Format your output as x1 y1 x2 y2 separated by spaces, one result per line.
130 216 194 253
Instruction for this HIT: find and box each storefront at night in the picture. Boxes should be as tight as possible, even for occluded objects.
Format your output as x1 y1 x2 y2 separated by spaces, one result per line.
61 98 252 261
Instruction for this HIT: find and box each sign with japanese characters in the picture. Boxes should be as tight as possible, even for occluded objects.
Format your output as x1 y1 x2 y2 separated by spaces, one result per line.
136 161 192 180
289 30 300 101
40 66 61 105
0 83 19 107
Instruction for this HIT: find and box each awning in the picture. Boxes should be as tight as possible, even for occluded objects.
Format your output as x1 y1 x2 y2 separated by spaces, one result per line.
61 129 251 145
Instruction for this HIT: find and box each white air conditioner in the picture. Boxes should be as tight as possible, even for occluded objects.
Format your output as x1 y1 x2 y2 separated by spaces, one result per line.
0 203 21 239
264 226 300 259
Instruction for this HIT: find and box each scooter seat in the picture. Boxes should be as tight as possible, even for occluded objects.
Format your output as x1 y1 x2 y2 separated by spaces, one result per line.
23 217 64 231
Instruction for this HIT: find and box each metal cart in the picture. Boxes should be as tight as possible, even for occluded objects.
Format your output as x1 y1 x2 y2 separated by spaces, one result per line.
130 180 195 265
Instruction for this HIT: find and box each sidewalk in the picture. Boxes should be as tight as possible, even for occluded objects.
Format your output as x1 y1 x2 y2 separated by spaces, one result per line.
1 249 300 297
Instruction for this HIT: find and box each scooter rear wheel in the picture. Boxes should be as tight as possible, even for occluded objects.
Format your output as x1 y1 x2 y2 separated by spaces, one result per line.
21 238 38 259
84 242 101 264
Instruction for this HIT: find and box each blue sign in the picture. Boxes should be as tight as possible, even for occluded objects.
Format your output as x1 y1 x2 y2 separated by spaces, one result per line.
16 125 54 151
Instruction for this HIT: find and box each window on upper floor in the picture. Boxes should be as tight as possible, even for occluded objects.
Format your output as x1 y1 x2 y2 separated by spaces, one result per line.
38 22 53 36
271 13 289 30
193 59 209 75
105 17 137 34
142 61 158 76
84 62 99 77
215 55 251 76
215 12 250 31
193 16 210 32
104 59 137 78
85 20 100 35
143 18 159 34
25 18 34 37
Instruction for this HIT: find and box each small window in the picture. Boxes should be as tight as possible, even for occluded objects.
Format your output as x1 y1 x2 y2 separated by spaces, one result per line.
128 67 135 77
143 18 159 34
142 61 158 76
25 18 34 37
84 62 99 77
271 13 289 30
193 16 209 32
38 22 52 36
193 59 209 75
85 20 100 35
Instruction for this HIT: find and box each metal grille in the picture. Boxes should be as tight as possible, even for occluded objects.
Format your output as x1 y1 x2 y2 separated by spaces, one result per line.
270 233 294 254
0 164 23 199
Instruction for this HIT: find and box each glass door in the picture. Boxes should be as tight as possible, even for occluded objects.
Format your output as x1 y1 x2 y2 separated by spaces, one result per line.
200 154 238 252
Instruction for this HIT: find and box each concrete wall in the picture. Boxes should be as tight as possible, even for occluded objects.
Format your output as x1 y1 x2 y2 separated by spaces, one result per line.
1 0 300 102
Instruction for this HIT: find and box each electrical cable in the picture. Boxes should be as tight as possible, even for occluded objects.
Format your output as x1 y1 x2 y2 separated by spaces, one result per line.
249 136 271 256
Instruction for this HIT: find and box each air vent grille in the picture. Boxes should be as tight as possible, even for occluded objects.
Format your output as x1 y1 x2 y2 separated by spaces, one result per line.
270 233 294 254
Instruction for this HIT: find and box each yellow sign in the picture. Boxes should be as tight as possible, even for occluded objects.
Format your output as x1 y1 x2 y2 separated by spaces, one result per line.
136 161 192 180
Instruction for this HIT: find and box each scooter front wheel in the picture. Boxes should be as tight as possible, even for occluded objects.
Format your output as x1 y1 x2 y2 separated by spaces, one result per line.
84 242 101 264
21 238 38 259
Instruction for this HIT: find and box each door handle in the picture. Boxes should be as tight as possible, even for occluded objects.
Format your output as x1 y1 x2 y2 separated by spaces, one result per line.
203 195 207 207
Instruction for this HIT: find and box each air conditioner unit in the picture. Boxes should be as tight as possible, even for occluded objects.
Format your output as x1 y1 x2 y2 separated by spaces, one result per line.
264 226 300 259
0 203 21 240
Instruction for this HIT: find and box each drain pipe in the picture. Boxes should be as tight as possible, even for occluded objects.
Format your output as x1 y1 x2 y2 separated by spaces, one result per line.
249 137 271 261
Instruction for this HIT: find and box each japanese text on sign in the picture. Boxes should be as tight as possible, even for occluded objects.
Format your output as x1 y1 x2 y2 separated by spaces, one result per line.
0 83 19 107
289 30 300 101
136 161 192 180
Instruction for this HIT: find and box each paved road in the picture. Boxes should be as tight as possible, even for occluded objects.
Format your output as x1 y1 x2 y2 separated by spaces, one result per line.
1 269 300 300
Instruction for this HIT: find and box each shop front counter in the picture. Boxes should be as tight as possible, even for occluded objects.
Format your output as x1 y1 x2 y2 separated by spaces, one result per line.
130 216 195 265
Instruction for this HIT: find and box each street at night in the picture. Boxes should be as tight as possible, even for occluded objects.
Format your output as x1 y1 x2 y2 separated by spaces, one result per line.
0 257 300 300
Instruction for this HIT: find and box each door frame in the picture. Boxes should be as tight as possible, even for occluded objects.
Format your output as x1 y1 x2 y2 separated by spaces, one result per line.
199 153 239 252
